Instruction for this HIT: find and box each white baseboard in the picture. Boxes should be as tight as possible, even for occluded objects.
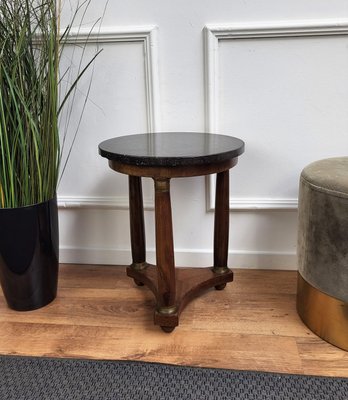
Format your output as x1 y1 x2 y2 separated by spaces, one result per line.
59 246 297 270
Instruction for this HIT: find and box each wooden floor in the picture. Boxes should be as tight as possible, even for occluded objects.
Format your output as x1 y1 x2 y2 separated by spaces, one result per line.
0 265 347 377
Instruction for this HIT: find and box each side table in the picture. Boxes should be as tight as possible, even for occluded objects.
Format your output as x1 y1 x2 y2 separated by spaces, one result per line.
99 132 244 332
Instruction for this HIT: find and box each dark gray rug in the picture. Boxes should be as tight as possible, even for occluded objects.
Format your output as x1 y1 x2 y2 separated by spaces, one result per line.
0 355 347 400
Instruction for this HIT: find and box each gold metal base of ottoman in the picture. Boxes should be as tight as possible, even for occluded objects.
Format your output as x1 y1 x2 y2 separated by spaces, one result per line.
297 273 348 351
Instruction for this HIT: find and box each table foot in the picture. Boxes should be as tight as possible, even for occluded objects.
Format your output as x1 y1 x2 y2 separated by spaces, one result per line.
215 283 227 290
154 305 179 331
213 267 230 290
161 326 175 333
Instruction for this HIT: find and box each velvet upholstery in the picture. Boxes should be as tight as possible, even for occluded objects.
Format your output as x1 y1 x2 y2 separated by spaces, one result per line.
298 157 348 303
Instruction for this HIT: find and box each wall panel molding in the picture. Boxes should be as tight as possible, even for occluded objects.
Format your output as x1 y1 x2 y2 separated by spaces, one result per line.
204 20 348 211
60 26 159 209
58 195 153 210
205 193 298 211
60 246 296 270
58 195 296 211
65 26 161 133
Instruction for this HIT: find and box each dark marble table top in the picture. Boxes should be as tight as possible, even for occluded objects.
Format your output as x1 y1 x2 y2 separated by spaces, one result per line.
99 132 244 167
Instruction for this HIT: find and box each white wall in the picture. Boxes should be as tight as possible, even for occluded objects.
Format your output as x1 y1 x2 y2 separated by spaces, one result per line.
58 0 348 269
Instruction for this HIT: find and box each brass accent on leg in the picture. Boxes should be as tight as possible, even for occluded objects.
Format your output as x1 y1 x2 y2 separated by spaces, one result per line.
130 262 148 271
297 273 348 351
212 266 230 275
154 178 170 192
156 305 178 315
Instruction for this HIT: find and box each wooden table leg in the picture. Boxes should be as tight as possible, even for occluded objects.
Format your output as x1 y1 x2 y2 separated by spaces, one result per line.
127 176 147 285
153 178 177 332
126 171 234 333
213 170 233 289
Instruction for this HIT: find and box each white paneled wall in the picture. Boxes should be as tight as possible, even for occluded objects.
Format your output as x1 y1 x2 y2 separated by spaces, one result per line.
205 22 348 210
58 1 348 269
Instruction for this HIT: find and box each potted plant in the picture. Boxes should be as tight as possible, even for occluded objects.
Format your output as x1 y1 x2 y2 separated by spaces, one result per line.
0 0 101 310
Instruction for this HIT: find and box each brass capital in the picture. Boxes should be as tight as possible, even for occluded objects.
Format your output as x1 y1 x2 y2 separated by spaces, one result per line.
154 178 170 192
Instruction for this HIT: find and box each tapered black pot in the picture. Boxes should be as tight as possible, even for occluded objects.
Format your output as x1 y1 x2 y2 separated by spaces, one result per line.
0 196 59 311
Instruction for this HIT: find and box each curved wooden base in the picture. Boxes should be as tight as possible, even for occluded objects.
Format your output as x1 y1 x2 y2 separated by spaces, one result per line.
127 264 233 332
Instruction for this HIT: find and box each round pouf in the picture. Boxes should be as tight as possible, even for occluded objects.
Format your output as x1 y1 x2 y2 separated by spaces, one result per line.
297 157 348 351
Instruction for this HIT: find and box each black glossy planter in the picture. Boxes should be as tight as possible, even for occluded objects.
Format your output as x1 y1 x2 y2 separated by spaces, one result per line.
0 196 59 311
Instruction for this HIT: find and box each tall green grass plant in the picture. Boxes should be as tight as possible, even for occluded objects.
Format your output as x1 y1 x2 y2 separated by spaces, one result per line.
0 0 101 208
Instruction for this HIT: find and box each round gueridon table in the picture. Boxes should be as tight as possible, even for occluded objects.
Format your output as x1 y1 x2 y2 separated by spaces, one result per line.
99 132 245 332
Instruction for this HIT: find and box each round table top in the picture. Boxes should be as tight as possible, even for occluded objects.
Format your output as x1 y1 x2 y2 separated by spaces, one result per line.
99 132 244 167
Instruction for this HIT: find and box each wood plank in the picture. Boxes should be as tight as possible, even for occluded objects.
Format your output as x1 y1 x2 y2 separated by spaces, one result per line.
0 322 301 373
0 265 346 377
297 337 348 377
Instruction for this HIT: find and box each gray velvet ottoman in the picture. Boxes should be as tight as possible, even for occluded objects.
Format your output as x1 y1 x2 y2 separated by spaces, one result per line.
297 157 348 351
